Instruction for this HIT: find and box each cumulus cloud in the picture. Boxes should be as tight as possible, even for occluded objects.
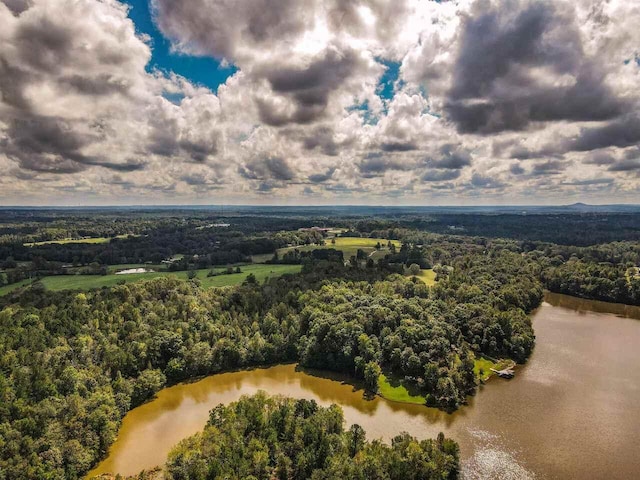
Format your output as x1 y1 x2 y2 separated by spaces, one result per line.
562 178 614 186
470 173 505 190
0 0 638 204
0 0 152 174
569 114 640 152
239 157 295 182
358 152 413 178
308 167 336 183
425 145 472 170
150 0 313 61
421 169 461 182
509 163 525 176
531 160 566 176
607 158 640 172
381 141 418 152
583 151 617 166
445 1 624 134
256 47 368 126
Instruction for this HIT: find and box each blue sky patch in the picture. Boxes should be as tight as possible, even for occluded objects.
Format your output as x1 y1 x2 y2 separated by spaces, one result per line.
162 91 186 105
623 53 640 66
347 100 379 125
123 0 237 92
376 58 402 102
417 86 440 118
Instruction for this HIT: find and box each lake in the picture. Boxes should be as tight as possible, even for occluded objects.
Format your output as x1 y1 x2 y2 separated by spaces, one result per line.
88 293 640 479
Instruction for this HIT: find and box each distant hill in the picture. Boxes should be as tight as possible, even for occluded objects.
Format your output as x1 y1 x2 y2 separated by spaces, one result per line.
559 203 640 213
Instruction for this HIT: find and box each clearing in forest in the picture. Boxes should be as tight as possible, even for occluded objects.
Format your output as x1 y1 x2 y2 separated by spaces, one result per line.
0 264 302 296
277 237 401 260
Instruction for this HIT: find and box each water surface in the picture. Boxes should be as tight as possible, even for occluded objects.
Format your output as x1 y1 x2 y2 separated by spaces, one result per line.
89 293 640 479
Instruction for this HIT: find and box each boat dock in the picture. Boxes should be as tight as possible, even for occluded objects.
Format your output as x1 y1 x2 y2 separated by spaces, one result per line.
490 367 515 378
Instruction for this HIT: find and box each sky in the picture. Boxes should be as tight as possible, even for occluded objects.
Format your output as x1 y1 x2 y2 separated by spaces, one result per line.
0 0 639 206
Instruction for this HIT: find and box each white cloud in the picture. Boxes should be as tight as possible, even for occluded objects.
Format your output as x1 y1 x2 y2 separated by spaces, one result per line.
0 0 638 205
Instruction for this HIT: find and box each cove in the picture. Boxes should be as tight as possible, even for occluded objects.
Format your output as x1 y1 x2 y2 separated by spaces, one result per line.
88 293 640 479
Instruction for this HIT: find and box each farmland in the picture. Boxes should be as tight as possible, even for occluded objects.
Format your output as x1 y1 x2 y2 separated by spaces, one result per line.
0 264 301 296
23 234 135 246
277 236 401 260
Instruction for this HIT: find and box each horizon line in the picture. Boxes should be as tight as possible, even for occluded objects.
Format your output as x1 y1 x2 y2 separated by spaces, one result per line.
0 202 639 209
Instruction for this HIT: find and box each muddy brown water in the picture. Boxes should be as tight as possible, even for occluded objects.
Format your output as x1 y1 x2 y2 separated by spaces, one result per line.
88 293 640 479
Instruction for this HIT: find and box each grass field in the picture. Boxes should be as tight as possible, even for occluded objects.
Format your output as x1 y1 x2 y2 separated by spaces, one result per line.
416 268 437 286
24 234 134 246
278 237 401 260
473 356 514 381
379 355 505 404
0 264 302 296
194 264 301 288
0 279 31 297
378 374 426 405
473 357 497 381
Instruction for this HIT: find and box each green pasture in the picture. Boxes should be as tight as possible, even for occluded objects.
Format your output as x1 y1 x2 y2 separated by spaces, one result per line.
378 374 426 405
415 269 437 286
23 234 134 246
0 264 302 296
278 237 401 260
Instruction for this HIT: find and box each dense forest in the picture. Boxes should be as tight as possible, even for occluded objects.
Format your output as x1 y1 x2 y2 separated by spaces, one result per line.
297 250 541 408
528 242 640 304
390 213 640 246
0 228 324 272
0 244 539 478
2 208 640 267
1 209 639 305
3 206 640 246
162 392 459 480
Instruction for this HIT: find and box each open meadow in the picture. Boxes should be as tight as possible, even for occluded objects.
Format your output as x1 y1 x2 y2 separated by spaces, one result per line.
23 234 135 246
0 264 301 296
277 237 401 260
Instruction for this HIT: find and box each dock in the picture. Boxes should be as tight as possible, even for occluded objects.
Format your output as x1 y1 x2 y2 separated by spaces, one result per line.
490 367 515 379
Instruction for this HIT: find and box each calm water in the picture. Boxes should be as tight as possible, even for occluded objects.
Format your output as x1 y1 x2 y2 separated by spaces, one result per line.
88 293 640 479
